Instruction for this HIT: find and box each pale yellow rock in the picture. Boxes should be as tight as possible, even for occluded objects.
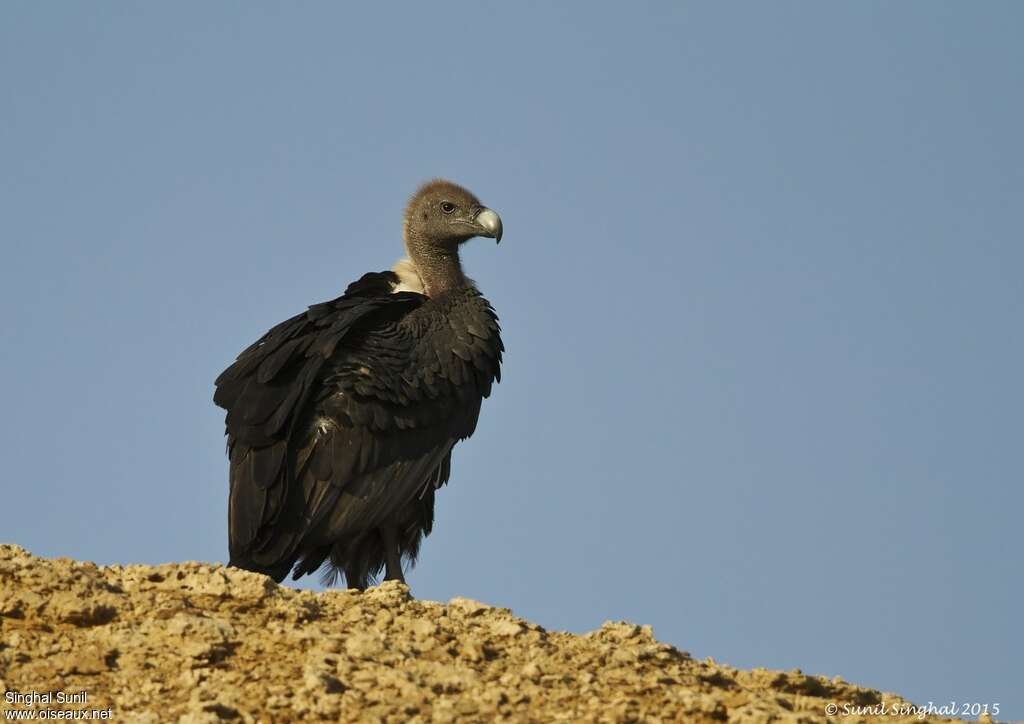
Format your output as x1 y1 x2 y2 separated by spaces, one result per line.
448 596 489 616
493 619 525 636
0 544 959 723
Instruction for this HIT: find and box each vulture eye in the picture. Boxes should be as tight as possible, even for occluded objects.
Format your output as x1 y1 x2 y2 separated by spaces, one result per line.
440 202 456 214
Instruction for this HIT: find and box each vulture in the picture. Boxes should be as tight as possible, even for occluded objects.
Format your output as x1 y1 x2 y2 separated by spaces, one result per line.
213 179 504 589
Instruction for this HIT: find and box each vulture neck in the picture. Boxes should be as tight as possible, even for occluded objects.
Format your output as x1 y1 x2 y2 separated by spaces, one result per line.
403 234 467 297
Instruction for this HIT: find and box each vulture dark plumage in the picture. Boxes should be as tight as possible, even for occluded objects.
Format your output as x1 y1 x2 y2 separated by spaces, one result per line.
213 180 504 589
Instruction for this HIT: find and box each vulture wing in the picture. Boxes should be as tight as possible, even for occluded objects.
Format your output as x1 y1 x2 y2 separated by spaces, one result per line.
214 272 502 585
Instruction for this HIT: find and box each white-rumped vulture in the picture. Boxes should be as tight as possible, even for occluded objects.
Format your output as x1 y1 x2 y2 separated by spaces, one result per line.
214 180 504 588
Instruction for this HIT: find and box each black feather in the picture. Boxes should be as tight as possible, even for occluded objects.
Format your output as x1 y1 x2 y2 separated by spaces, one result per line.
214 274 503 586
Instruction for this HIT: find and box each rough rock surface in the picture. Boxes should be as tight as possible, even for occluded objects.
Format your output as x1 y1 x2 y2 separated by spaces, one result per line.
0 545 966 723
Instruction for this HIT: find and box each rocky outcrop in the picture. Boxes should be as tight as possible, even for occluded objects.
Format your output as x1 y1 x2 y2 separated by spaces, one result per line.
0 545 961 722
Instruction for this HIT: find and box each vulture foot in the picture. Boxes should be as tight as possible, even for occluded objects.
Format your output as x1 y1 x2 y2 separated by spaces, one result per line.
381 526 405 583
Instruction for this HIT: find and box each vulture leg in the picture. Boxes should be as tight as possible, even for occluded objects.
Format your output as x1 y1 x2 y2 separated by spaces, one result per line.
381 526 405 583
344 565 368 591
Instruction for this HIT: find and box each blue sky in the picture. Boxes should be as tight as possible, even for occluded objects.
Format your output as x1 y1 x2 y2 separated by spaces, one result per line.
2 2 1021 717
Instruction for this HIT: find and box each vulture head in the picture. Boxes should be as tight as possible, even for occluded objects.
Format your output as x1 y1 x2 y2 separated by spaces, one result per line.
397 179 503 296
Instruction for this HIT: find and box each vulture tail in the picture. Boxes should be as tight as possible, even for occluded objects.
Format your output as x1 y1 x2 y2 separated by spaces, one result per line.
226 555 293 583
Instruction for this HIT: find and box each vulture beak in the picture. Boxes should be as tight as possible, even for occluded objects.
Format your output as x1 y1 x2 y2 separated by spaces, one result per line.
474 207 503 244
